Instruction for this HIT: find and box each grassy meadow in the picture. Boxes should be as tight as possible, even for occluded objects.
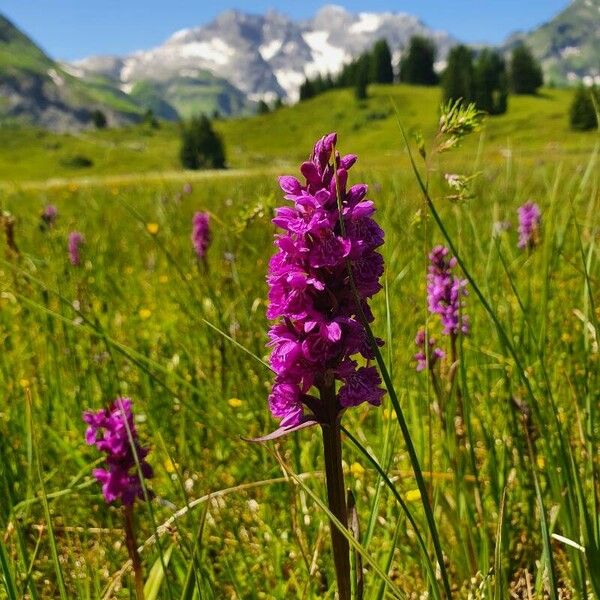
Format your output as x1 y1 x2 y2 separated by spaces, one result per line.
0 84 599 599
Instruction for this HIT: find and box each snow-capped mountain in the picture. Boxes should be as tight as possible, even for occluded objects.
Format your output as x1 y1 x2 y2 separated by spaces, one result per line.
505 0 600 86
73 5 456 103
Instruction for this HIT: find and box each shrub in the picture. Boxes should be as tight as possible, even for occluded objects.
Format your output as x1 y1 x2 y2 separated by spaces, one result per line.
60 154 93 168
91 109 107 129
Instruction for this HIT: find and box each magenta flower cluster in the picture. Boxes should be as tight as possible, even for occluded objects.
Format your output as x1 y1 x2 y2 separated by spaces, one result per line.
427 245 469 336
83 398 153 505
517 201 541 250
68 231 84 266
267 133 385 427
414 330 445 372
191 211 211 260
41 204 58 227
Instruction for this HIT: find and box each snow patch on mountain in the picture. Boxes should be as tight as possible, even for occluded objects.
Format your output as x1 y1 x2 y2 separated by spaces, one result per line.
349 13 382 34
259 39 283 61
302 31 350 77
72 5 457 104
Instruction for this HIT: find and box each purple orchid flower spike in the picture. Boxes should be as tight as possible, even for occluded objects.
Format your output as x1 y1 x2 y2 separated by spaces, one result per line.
517 201 541 250
191 211 211 261
83 398 152 598
251 133 386 600
83 397 153 505
68 231 85 267
427 245 469 336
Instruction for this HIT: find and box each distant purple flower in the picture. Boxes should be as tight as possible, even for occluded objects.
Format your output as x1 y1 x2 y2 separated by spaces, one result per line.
414 329 445 372
83 398 153 505
41 204 58 228
182 182 193 195
191 212 211 260
267 132 385 427
427 245 468 336
517 201 541 250
68 231 84 266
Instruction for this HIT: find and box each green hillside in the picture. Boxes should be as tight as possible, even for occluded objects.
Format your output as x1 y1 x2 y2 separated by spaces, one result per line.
0 14 53 75
0 13 143 129
0 84 597 183
129 74 252 120
509 0 600 85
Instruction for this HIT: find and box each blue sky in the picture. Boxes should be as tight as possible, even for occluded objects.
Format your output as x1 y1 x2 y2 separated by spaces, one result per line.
3 1 568 61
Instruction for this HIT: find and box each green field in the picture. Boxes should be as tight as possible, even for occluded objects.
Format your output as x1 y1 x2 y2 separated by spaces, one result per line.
0 85 599 599
0 85 595 184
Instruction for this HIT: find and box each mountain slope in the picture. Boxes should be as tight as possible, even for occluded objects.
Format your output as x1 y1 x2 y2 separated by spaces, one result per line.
73 5 456 104
507 0 600 85
0 14 143 130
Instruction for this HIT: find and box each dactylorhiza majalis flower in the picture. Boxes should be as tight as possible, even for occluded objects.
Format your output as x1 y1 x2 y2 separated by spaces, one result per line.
427 245 469 337
41 204 58 228
414 329 445 372
191 211 211 261
262 132 385 434
258 132 386 600
517 201 541 250
68 231 85 266
83 398 153 506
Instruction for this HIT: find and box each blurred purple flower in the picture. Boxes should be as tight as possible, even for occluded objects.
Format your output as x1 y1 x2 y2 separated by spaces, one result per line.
427 245 468 336
414 329 445 372
517 201 541 250
83 398 153 505
41 204 58 228
267 132 385 428
191 212 211 260
68 231 84 266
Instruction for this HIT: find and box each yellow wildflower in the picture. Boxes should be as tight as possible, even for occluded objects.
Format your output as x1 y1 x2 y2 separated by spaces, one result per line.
405 489 421 502
350 462 365 478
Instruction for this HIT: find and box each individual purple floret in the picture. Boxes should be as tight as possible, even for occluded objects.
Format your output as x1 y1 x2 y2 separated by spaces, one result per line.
41 204 58 228
414 329 445 372
191 212 211 260
427 246 468 336
517 201 541 250
68 231 84 266
83 398 153 505
267 132 385 428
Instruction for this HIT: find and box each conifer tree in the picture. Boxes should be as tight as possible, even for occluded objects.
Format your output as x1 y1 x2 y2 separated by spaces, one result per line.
442 45 474 105
474 49 508 115
509 44 543 94
299 78 316 101
180 115 226 170
370 39 394 84
569 85 598 131
399 36 437 85
355 59 369 100
257 100 270 115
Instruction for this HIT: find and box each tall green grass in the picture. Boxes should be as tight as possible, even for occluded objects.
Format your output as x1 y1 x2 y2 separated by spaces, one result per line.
0 105 598 598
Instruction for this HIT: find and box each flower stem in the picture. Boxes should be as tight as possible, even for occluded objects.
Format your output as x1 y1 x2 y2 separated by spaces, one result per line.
124 504 145 600
320 380 351 600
